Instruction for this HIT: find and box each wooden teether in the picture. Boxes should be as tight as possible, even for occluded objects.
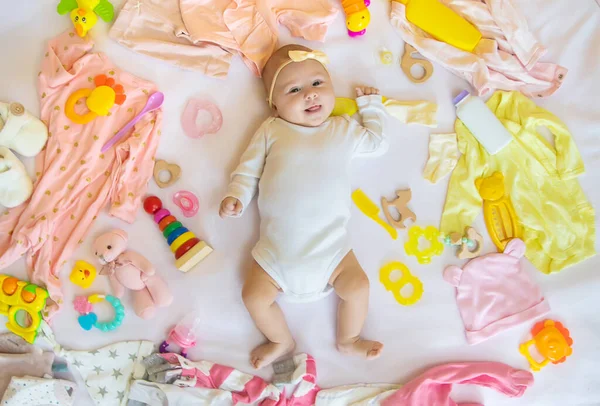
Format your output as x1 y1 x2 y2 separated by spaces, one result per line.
457 227 483 259
401 43 434 84
153 160 181 189
381 189 416 229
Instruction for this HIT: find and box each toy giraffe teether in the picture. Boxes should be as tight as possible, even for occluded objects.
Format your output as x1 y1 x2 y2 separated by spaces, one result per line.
381 189 416 229
476 172 521 251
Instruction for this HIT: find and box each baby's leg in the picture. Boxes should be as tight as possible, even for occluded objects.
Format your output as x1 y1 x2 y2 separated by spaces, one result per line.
330 251 383 359
242 260 295 369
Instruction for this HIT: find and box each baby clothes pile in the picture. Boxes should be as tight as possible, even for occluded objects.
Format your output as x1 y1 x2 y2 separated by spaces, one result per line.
0 102 48 208
0 332 76 406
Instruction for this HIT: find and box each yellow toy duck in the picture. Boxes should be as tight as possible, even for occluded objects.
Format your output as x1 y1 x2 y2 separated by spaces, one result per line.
69 260 97 289
57 0 114 37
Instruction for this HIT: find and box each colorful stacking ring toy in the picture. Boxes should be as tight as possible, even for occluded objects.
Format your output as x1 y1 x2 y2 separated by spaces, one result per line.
143 196 213 272
74 294 125 332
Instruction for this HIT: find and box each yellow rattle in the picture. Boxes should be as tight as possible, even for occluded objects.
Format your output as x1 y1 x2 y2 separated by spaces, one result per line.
379 261 423 306
0 275 48 343
64 74 126 125
519 319 573 372
404 225 444 264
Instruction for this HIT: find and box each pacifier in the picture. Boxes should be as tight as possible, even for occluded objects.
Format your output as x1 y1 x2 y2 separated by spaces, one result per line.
173 191 199 218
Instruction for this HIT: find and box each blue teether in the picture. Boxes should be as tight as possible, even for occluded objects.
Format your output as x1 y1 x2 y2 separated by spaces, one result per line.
78 313 98 330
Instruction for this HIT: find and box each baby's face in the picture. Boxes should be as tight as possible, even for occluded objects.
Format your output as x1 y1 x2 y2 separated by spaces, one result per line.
271 60 335 127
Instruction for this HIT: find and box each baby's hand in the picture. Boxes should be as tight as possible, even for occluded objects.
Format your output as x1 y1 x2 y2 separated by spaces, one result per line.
356 86 380 97
219 197 243 218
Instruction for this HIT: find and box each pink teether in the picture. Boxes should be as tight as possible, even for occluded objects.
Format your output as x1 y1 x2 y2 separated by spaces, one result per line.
74 296 93 314
181 99 223 139
173 191 199 218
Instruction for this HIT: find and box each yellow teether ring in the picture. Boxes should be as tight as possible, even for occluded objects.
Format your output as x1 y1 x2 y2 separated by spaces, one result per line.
86 85 116 116
380 261 423 306
404 225 444 264
65 88 97 124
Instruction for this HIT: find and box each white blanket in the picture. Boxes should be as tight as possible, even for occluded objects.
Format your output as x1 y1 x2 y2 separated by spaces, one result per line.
1 0 599 405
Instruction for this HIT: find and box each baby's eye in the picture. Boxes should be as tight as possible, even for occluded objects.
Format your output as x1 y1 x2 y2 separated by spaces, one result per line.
289 87 301 94
312 80 323 87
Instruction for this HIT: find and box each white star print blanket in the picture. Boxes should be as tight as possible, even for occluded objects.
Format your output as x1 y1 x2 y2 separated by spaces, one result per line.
40 322 153 406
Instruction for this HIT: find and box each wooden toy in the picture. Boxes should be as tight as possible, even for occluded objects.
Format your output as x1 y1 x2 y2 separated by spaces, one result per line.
476 172 521 251
352 189 398 240
457 227 483 259
380 261 423 306
443 227 483 259
381 189 416 229
519 319 573 372
69 260 97 289
342 0 371 37
0 275 48 343
143 196 213 272
401 43 433 84
404 225 444 264
153 159 181 188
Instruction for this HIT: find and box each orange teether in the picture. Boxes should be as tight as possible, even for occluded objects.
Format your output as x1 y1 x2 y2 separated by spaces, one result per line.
519 319 573 372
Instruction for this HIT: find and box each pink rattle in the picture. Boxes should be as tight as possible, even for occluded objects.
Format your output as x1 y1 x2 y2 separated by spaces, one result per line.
159 312 201 358
181 99 223 139
173 191 199 217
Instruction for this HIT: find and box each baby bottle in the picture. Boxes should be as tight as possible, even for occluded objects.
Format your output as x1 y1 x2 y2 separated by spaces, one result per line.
159 312 201 358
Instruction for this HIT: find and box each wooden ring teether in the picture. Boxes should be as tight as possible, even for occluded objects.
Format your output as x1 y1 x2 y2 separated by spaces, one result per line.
457 227 483 259
381 189 416 229
153 160 181 189
401 43 434 84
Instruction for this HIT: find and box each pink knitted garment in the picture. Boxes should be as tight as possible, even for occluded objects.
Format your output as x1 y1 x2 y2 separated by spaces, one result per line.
444 239 550 345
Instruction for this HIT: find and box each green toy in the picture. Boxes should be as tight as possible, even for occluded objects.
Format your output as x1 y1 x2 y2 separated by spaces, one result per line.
57 0 114 37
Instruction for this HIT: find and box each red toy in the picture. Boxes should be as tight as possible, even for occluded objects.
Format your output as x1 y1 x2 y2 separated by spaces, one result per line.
144 196 213 272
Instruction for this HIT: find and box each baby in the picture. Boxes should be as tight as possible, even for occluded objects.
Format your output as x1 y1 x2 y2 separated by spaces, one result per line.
220 44 388 369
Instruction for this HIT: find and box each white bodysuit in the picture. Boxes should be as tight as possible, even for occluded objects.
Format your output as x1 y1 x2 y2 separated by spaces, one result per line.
226 96 387 302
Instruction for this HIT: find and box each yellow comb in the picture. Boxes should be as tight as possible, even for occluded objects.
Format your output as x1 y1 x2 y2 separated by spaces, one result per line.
352 189 398 240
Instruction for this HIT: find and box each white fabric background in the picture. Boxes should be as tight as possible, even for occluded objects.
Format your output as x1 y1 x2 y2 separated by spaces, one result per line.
1 1 599 405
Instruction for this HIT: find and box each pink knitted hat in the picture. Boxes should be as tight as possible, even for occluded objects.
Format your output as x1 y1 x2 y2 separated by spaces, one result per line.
444 239 550 345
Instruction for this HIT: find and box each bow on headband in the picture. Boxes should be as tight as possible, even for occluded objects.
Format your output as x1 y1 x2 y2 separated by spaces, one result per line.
268 49 330 108
287 50 330 65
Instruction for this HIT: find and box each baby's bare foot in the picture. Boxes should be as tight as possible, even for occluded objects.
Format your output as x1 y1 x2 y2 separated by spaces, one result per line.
250 340 295 369
337 338 383 360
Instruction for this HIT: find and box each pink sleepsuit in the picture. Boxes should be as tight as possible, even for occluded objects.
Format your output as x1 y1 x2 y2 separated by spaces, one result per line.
0 31 162 315
109 0 339 78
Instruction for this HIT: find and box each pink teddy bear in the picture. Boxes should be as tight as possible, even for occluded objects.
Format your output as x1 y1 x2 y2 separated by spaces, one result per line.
93 229 173 319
